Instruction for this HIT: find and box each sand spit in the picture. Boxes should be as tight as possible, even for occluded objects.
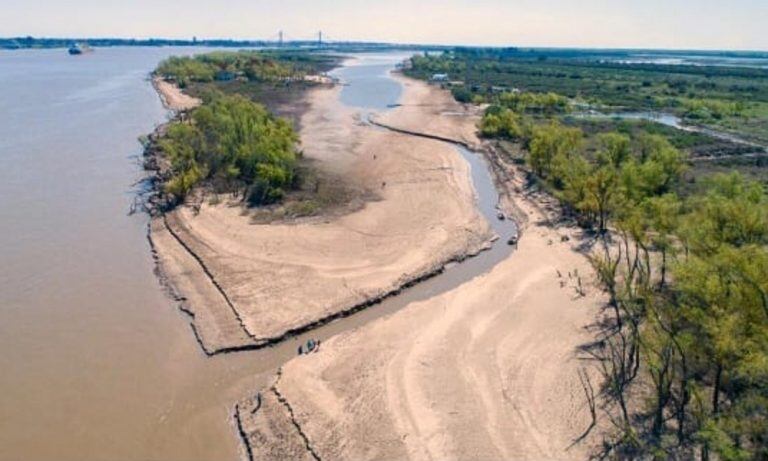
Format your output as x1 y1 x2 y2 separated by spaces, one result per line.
240 78 606 460
152 77 201 112
149 79 493 354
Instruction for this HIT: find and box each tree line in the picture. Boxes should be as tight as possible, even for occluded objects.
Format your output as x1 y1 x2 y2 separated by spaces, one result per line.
589 170 767 460
405 51 768 143
472 75 767 459
155 51 335 88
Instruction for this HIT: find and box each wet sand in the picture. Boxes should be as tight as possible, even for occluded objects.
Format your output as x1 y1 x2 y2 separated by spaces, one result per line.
150 78 493 354
239 77 606 460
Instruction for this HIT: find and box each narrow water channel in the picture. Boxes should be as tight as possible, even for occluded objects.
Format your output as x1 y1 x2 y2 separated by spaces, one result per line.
572 110 766 151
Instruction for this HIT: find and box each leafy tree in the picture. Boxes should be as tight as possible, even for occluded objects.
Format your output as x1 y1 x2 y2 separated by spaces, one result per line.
586 165 619 233
679 173 768 255
596 132 632 169
527 122 582 178
155 50 324 88
479 106 526 140
644 194 682 287
451 86 473 103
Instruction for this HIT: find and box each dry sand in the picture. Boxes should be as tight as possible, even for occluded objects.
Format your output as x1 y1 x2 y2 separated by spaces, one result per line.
239 77 606 460
153 77 201 112
150 78 493 354
378 74 485 148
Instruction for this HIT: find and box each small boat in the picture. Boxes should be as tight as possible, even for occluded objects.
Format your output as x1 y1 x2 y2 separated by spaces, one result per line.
68 43 93 55
507 234 518 246
497 211 505 221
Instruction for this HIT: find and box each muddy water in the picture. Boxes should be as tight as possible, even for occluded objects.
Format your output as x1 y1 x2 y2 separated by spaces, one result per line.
330 52 412 110
0 50 515 461
0 47 269 461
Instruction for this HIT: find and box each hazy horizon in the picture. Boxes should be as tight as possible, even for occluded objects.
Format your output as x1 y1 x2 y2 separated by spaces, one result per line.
4 0 768 51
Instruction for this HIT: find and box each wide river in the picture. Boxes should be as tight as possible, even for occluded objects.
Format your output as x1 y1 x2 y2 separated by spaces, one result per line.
0 48 515 460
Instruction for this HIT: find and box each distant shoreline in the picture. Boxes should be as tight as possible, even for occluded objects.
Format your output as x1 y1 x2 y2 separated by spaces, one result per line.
3 38 768 55
0 37 441 52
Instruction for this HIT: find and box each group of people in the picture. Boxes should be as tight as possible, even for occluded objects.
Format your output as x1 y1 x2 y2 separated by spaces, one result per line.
297 338 321 355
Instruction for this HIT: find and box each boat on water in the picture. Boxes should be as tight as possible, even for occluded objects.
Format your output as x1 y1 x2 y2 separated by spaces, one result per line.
68 43 93 55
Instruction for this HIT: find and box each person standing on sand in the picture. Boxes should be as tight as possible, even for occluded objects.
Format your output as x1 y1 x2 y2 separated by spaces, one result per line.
251 393 262 414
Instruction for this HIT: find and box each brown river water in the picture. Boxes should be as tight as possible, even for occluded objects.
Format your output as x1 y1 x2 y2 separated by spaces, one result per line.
0 49 515 460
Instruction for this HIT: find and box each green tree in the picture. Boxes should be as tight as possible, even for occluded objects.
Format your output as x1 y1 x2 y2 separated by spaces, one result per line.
479 106 525 140
157 92 299 204
596 132 632 169
527 122 582 178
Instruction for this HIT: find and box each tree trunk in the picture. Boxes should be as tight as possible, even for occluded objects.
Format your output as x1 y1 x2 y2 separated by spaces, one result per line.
713 363 722 416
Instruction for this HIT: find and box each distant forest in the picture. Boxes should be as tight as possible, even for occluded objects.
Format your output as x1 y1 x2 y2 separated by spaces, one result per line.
5 37 768 60
0 36 427 51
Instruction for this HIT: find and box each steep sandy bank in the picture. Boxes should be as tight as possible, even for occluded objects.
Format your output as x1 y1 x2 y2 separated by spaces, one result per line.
150 79 493 354
240 78 606 460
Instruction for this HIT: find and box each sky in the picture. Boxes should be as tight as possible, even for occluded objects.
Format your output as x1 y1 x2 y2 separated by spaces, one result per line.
4 0 768 51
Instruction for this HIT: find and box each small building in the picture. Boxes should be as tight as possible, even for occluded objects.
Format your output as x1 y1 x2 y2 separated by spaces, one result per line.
492 86 521 94
215 70 236 81
430 73 449 82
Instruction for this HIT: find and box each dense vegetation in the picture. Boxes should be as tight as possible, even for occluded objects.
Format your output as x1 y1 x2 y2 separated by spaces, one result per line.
406 49 768 146
409 49 768 459
410 49 768 186
149 50 354 218
491 99 766 461
150 51 339 207
158 91 298 205
590 171 768 460
156 50 337 88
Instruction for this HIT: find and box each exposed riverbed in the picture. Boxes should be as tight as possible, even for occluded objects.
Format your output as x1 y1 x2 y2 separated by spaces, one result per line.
1 49 518 461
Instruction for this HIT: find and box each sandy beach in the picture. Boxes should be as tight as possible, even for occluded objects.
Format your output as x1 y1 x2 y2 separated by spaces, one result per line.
149 77 493 354
237 77 606 460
